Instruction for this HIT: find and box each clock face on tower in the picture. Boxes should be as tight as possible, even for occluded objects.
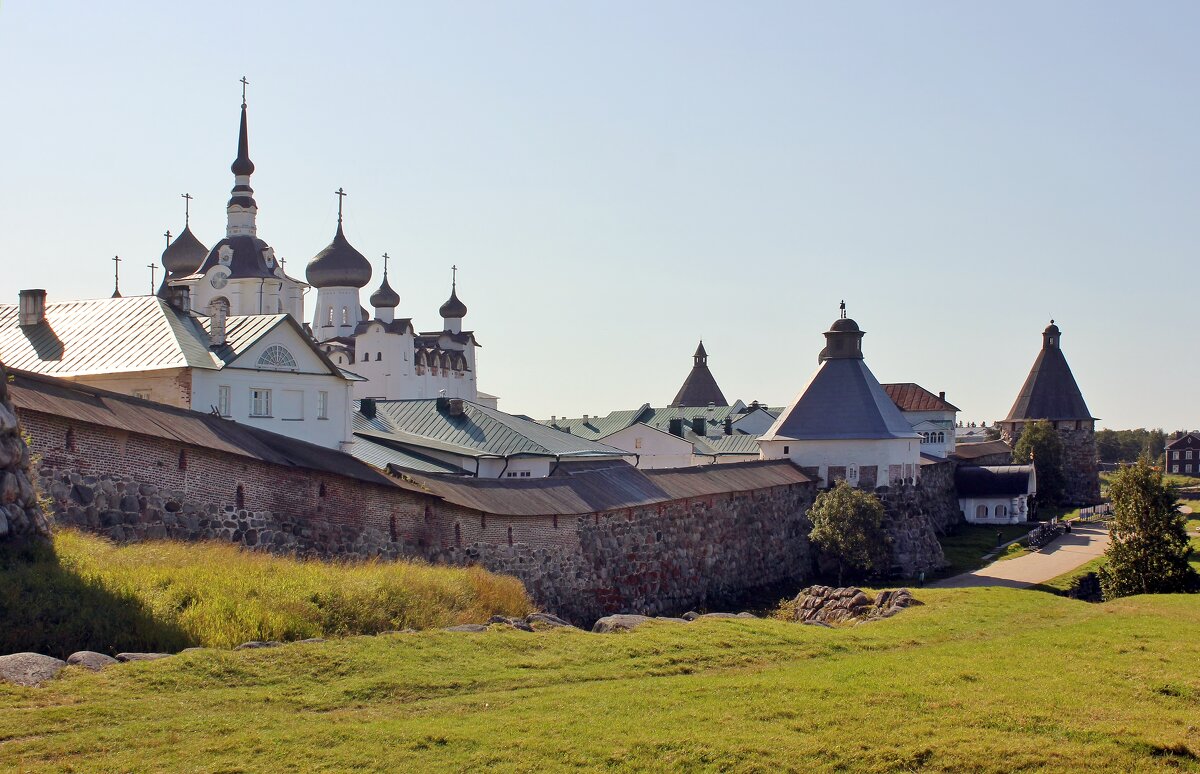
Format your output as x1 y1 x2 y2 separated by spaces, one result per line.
210 271 229 289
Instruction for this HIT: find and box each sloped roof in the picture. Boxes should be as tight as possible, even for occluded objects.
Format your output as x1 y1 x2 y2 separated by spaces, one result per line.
882 383 960 413
0 296 220 376
1165 432 1200 450
689 432 763 457
671 362 728 407
761 358 919 442
390 459 809 516
350 435 466 475
955 465 1036 497
355 399 628 460
950 439 1013 462
7 369 394 486
1005 327 1095 421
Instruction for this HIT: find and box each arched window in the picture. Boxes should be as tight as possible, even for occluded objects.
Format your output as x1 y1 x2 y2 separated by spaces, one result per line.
257 345 297 370
996 504 1008 518
376 352 382 361
326 306 334 326
976 504 988 519
341 307 349 325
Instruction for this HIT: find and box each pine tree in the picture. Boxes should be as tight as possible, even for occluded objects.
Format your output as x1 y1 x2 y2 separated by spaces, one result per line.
1098 460 1199 599
808 482 890 585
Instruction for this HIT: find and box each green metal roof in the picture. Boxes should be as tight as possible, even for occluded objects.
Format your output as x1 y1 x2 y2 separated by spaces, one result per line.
356 399 629 460
350 435 466 475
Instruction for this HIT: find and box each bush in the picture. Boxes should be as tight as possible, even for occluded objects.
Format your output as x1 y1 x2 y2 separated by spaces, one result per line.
808 482 890 585
0 530 533 657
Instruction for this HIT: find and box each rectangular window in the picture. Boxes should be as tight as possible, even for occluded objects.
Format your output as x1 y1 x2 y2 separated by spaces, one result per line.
280 389 303 421
1172 465 1180 473
250 388 271 417
317 391 329 420
132 389 151 401
1187 450 1194 460
1173 451 1181 460
634 437 643 449
218 385 232 417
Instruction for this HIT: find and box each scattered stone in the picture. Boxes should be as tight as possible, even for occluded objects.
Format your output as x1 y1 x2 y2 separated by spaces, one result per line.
779 586 921 626
695 612 740 620
444 624 489 633
115 652 172 662
66 651 118 671
296 638 327 644
525 612 573 629
0 653 67 686
591 614 688 633
682 611 701 621
488 615 534 632
181 647 207 654
235 641 283 650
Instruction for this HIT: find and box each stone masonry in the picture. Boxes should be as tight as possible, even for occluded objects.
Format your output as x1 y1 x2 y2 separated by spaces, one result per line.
0 365 48 542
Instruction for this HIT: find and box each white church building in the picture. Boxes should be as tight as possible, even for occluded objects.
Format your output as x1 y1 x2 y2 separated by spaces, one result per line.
758 307 922 488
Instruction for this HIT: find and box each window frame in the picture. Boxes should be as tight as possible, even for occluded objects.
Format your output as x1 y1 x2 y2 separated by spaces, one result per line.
217 385 232 417
317 390 329 420
249 387 272 418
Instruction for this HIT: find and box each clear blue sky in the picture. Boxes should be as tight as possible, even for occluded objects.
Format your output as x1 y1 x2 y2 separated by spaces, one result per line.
1 2 1196 429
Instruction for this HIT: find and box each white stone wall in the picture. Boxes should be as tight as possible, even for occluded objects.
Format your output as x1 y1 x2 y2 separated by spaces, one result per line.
758 436 920 487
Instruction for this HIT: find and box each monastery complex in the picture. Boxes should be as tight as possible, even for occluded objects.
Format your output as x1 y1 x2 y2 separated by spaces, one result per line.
0 88 1103 620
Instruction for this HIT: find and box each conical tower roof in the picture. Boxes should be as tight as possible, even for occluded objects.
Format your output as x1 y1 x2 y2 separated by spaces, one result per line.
671 340 728 407
1004 321 1095 421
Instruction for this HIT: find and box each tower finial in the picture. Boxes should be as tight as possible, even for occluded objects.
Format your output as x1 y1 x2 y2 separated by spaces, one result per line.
452 264 458 289
147 263 156 295
334 187 347 224
112 255 122 298
382 252 390 276
163 229 172 250
240 76 249 107
839 299 846 319
181 192 193 226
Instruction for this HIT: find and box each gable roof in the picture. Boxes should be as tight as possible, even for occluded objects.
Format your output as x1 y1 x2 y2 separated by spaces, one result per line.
6 368 393 486
761 358 919 442
882 383 960 413
0 295 220 376
355 399 629 460
1165 432 1200 450
1005 329 1095 422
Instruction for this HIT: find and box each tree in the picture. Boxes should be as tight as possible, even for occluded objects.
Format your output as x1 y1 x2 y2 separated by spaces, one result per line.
1013 420 1065 506
1098 461 1199 599
807 482 890 585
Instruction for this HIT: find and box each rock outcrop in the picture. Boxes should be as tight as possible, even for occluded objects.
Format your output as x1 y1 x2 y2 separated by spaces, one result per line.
779 586 920 626
67 651 118 671
0 652 67 686
0 364 49 542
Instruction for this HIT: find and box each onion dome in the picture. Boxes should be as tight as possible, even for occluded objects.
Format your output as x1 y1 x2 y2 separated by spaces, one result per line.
439 286 468 319
370 273 400 309
306 223 372 288
161 225 209 276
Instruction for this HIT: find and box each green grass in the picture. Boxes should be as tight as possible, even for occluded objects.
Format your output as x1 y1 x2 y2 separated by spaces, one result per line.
0 530 532 657
994 541 1031 562
2 589 1200 771
936 523 1036 577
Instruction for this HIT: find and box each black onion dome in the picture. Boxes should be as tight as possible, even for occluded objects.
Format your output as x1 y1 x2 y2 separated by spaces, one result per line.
439 287 468 319
195 235 279 280
305 223 372 288
161 225 209 276
369 274 400 308
830 317 861 332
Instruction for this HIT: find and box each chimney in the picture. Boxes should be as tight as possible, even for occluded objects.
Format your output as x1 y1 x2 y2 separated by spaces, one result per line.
669 417 684 437
360 398 377 419
18 289 46 326
724 416 733 435
167 285 191 314
692 416 706 435
447 398 465 416
436 396 449 412
209 302 228 346
938 391 946 402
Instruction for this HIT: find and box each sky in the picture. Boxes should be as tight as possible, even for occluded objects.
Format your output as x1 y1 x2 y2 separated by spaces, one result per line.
0 2 1196 429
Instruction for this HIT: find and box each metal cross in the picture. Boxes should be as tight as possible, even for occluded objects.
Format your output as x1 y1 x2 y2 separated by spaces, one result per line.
147 264 157 294
112 255 122 296
163 229 172 250
382 252 390 275
334 187 347 222
181 192 193 225
451 264 457 288
240 76 249 106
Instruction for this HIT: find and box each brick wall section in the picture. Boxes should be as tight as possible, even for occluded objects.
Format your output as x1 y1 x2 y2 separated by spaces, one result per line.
18 406 822 624
0 366 49 541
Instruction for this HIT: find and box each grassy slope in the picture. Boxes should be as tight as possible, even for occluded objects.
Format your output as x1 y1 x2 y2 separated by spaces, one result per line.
0 531 531 657
3 590 1200 772
936 523 1036 577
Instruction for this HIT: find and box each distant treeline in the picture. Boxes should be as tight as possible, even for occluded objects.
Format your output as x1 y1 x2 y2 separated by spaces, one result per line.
1095 428 1166 463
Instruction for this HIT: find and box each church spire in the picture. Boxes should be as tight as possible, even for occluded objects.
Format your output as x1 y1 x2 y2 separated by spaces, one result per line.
226 77 258 238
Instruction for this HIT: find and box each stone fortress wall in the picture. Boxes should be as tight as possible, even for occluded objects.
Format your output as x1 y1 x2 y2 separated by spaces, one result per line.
0 366 48 542
16 392 956 624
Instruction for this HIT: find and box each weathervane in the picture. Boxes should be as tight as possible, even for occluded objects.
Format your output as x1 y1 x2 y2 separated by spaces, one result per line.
839 299 846 319
334 187 347 223
181 192 193 226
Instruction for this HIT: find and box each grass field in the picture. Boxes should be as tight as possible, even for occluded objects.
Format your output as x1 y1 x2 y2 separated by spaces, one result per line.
935 523 1036 577
0 531 532 657
1 588 1199 772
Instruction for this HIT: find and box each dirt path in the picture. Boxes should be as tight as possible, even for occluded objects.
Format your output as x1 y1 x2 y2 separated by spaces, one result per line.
932 523 1110 589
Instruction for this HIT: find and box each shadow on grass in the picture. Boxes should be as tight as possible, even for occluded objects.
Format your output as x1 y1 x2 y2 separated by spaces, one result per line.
0 539 193 659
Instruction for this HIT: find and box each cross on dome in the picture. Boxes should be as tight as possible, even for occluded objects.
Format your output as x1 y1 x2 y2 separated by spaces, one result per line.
335 187 347 222
181 192 193 225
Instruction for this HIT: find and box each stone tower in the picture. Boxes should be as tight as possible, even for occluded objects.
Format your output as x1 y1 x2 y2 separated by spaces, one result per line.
998 321 1100 505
